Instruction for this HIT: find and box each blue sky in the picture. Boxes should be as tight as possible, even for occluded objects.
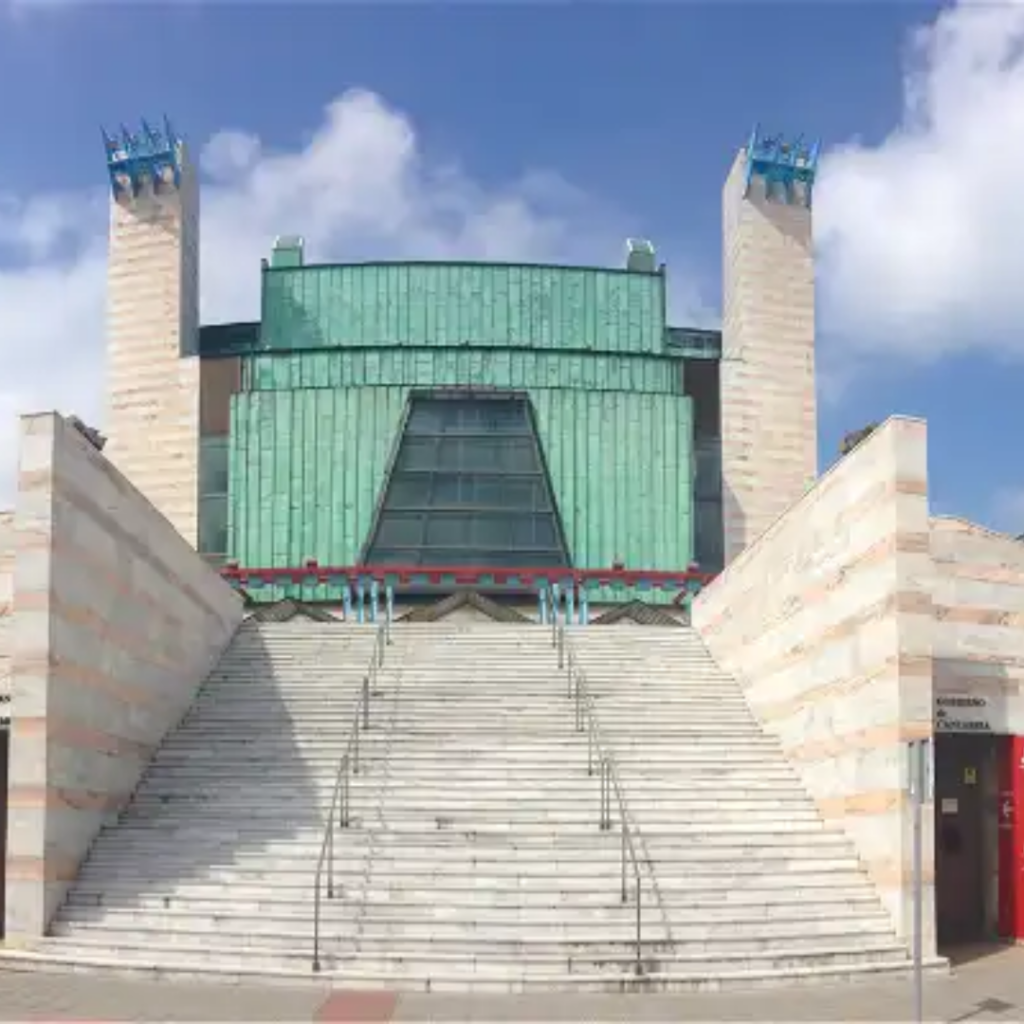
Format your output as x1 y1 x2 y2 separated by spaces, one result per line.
0 0 1020 533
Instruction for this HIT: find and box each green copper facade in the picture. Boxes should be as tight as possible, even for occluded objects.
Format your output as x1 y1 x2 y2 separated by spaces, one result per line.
199 250 723 599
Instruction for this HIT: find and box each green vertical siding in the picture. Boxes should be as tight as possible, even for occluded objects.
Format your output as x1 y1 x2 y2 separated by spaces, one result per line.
245 348 680 395
229 384 693 603
229 388 406 574
532 390 694 577
260 263 665 355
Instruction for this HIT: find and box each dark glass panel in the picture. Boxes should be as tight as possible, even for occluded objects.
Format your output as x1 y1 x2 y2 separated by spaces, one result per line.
199 437 229 496
365 395 569 569
376 513 423 548
198 495 228 556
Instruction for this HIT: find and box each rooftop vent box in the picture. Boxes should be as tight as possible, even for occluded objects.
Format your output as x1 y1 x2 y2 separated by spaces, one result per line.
625 238 656 274
271 235 305 269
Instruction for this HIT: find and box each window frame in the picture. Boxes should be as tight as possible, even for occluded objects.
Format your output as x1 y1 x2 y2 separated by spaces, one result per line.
361 389 571 569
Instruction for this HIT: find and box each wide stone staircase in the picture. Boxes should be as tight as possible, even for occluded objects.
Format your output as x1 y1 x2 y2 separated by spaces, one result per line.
319 622 650 987
568 624 932 986
23 620 383 976
9 616 934 990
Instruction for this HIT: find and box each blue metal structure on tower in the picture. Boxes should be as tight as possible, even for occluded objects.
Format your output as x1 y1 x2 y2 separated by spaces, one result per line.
742 126 819 208
102 117 183 199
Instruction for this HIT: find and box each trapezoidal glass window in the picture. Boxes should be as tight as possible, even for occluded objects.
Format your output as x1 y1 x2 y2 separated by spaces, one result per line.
364 393 570 569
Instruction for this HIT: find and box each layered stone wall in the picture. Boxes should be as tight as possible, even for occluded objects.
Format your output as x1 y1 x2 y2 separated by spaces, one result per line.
105 161 201 546
719 148 818 562
0 511 13 715
691 416 934 951
931 518 1024 729
4 413 243 939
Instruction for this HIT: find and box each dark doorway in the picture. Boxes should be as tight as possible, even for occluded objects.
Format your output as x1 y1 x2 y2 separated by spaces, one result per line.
935 732 1001 947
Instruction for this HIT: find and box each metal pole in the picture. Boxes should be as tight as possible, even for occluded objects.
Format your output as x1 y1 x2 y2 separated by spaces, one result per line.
313 886 321 972
911 739 924 1024
598 761 606 831
620 820 627 901
363 676 370 730
635 885 642 975
326 814 334 899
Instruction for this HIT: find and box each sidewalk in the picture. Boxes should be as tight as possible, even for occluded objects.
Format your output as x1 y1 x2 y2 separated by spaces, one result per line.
0 948 1020 1022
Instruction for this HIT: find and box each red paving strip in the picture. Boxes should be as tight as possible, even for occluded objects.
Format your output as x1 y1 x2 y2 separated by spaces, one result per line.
317 990 399 1023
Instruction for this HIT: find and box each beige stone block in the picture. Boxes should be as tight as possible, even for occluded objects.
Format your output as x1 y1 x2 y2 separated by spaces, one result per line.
104 159 200 547
693 417 936 954
4 411 243 940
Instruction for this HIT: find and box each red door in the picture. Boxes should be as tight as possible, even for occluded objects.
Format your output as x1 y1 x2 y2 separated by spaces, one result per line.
998 735 1024 939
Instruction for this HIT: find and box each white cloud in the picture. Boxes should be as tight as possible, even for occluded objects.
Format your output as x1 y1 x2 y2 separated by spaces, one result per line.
0 88 714 508
817 0 1024 361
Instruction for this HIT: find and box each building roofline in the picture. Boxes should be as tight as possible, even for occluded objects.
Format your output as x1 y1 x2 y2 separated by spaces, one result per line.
260 258 666 278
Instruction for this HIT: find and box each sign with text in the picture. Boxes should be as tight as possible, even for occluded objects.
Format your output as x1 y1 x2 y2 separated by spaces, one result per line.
935 695 993 733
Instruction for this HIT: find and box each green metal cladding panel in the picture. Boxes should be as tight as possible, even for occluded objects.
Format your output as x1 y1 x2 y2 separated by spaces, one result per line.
260 263 665 356
228 383 693 600
246 348 680 395
228 388 407 574
532 390 694 578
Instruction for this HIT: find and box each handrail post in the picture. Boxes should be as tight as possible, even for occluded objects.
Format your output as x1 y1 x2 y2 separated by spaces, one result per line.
635 889 642 975
354 715 360 774
601 757 607 827
313 884 321 972
363 675 370 731
620 818 627 902
341 756 350 827
557 625 564 669
378 627 385 667
327 811 335 899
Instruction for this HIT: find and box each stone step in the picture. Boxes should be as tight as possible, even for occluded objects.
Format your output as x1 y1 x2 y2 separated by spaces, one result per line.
59 889 886 934
135 769 805 787
91 818 840 843
160 740 783 757
14 940 930 992
62 888 883 923
127 793 817 812
81 845 855 875
69 861 873 893
49 914 895 951
137 768 806 788
66 881 880 911
115 804 745 824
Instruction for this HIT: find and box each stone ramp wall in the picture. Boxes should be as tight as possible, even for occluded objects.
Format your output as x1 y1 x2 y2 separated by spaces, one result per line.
1 510 14 715
4 413 244 939
931 518 1024 727
692 416 934 952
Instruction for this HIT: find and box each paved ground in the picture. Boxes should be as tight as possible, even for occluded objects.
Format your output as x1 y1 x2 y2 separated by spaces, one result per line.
1 948 1023 1022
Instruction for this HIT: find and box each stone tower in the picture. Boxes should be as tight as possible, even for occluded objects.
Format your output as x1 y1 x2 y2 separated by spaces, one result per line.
720 130 819 562
104 119 201 545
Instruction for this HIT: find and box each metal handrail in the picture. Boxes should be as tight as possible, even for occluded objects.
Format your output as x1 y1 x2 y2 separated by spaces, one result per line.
555 624 644 975
312 621 389 972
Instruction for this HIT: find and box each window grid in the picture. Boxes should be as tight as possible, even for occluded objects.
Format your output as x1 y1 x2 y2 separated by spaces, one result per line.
364 395 569 569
